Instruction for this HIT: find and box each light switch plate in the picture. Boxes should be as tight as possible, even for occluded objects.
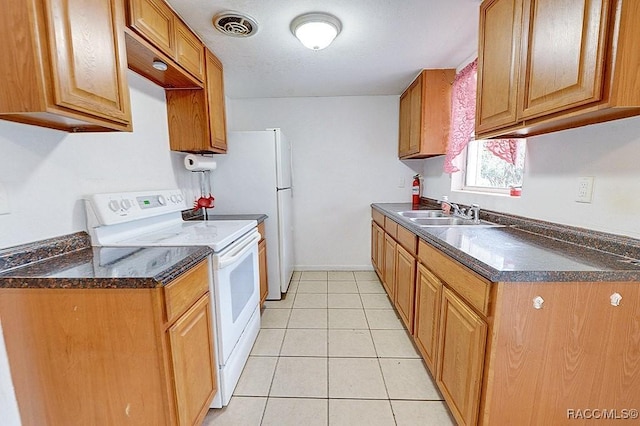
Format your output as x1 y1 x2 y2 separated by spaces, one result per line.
0 183 10 215
576 176 594 203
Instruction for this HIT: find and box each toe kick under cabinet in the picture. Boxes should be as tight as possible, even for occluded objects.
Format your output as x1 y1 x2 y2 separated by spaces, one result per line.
0 259 216 426
371 208 640 425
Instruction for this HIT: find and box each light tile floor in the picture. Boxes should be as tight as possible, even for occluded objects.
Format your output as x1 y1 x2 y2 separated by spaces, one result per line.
203 271 455 426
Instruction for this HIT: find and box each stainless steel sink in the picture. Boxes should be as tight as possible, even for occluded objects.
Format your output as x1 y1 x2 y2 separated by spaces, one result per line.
396 210 503 227
410 217 502 227
397 210 447 219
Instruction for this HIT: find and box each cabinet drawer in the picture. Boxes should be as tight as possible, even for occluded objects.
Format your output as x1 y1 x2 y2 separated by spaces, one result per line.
384 217 398 238
164 260 209 323
418 240 490 316
258 221 266 242
397 225 417 255
372 208 385 227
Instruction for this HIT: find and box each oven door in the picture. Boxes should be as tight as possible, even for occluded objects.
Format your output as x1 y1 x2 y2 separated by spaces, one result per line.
211 229 260 365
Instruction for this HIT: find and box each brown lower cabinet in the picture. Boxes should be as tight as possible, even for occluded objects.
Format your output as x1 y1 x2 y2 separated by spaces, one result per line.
436 287 487 426
0 259 216 426
394 243 416 334
371 221 385 277
414 263 442 374
383 233 397 299
258 221 269 306
371 208 640 425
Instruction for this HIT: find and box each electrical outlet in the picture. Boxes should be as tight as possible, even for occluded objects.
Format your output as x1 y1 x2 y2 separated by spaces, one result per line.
576 177 594 203
0 183 10 215
398 177 405 188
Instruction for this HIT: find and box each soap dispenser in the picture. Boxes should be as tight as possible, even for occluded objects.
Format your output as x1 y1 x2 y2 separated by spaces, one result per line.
441 195 451 215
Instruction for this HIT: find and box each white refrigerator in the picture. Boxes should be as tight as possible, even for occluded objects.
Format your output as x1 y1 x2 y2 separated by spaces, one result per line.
212 128 294 299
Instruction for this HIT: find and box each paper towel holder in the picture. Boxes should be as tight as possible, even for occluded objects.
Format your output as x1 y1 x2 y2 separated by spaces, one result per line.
184 153 217 172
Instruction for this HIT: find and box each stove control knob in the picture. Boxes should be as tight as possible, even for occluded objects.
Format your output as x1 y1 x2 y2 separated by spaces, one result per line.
157 195 166 206
108 200 120 212
120 199 132 211
170 195 178 203
176 194 183 202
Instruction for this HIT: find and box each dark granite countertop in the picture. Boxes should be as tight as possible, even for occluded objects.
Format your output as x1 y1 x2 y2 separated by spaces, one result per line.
372 203 640 282
0 233 212 289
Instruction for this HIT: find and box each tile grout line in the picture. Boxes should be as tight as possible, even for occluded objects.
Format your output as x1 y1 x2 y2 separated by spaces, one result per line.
259 277 299 425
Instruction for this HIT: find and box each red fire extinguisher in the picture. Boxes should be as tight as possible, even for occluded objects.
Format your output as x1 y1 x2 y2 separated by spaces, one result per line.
412 174 421 209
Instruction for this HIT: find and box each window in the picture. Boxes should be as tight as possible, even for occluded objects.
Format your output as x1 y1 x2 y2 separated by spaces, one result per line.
462 139 526 194
444 58 527 195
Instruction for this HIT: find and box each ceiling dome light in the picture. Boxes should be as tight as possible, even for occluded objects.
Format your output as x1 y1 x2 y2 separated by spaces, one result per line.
290 13 342 50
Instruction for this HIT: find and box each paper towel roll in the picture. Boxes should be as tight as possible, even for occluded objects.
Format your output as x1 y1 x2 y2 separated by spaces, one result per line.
184 154 217 171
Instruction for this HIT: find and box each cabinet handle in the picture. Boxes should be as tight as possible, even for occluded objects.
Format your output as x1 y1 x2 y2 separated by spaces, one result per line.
610 292 622 307
532 296 544 309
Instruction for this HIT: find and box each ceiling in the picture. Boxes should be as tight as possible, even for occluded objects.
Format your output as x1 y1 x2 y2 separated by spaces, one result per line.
167 0 480 99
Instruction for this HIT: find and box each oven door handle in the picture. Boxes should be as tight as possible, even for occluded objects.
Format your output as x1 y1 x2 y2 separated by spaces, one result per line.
217 230 260 269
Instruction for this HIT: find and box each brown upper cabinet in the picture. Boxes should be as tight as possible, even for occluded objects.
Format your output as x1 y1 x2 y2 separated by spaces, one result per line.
125 0 205 88
477 0 640 139
0 0 132 132
398 69 455 159
205 52 228 152
166 50 228 153
125 0 227 153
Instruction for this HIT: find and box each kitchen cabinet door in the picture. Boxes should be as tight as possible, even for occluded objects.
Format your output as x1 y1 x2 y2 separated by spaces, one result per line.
371 221 384 277
205 51 228 152
175 18 205 81
476 0 523 133
518 0 610 120
127 0 174 54
371 222 378 271
394 244 416 334
168 294 217 426
437 287 487 426
398 91 412 157
398 70 455 159
259 238 269 306
0 0 131 132
376 224 385 278
49 0 131 124
414 263 442 375
408 77 423 156
383 233 397 300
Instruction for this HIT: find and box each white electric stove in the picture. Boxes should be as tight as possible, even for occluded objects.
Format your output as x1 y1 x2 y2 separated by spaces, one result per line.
84 189 261 408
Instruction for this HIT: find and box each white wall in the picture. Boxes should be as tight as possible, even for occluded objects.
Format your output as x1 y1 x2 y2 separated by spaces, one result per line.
0 71 203 422
423 115 640 239
227 96 419 270
0 71 202 249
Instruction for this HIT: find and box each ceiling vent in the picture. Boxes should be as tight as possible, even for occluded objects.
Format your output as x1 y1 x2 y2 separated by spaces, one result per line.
212 12 258 37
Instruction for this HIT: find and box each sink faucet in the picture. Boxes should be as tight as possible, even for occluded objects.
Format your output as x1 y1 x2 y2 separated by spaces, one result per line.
440 199 481 224
468 204 481 224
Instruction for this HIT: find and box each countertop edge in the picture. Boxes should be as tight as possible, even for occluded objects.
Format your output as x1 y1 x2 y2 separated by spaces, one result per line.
0 246 213 289
152 246 212 285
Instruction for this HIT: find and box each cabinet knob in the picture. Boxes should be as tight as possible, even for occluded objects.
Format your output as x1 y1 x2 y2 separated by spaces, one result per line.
610 292 622 307
532 296 544 309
